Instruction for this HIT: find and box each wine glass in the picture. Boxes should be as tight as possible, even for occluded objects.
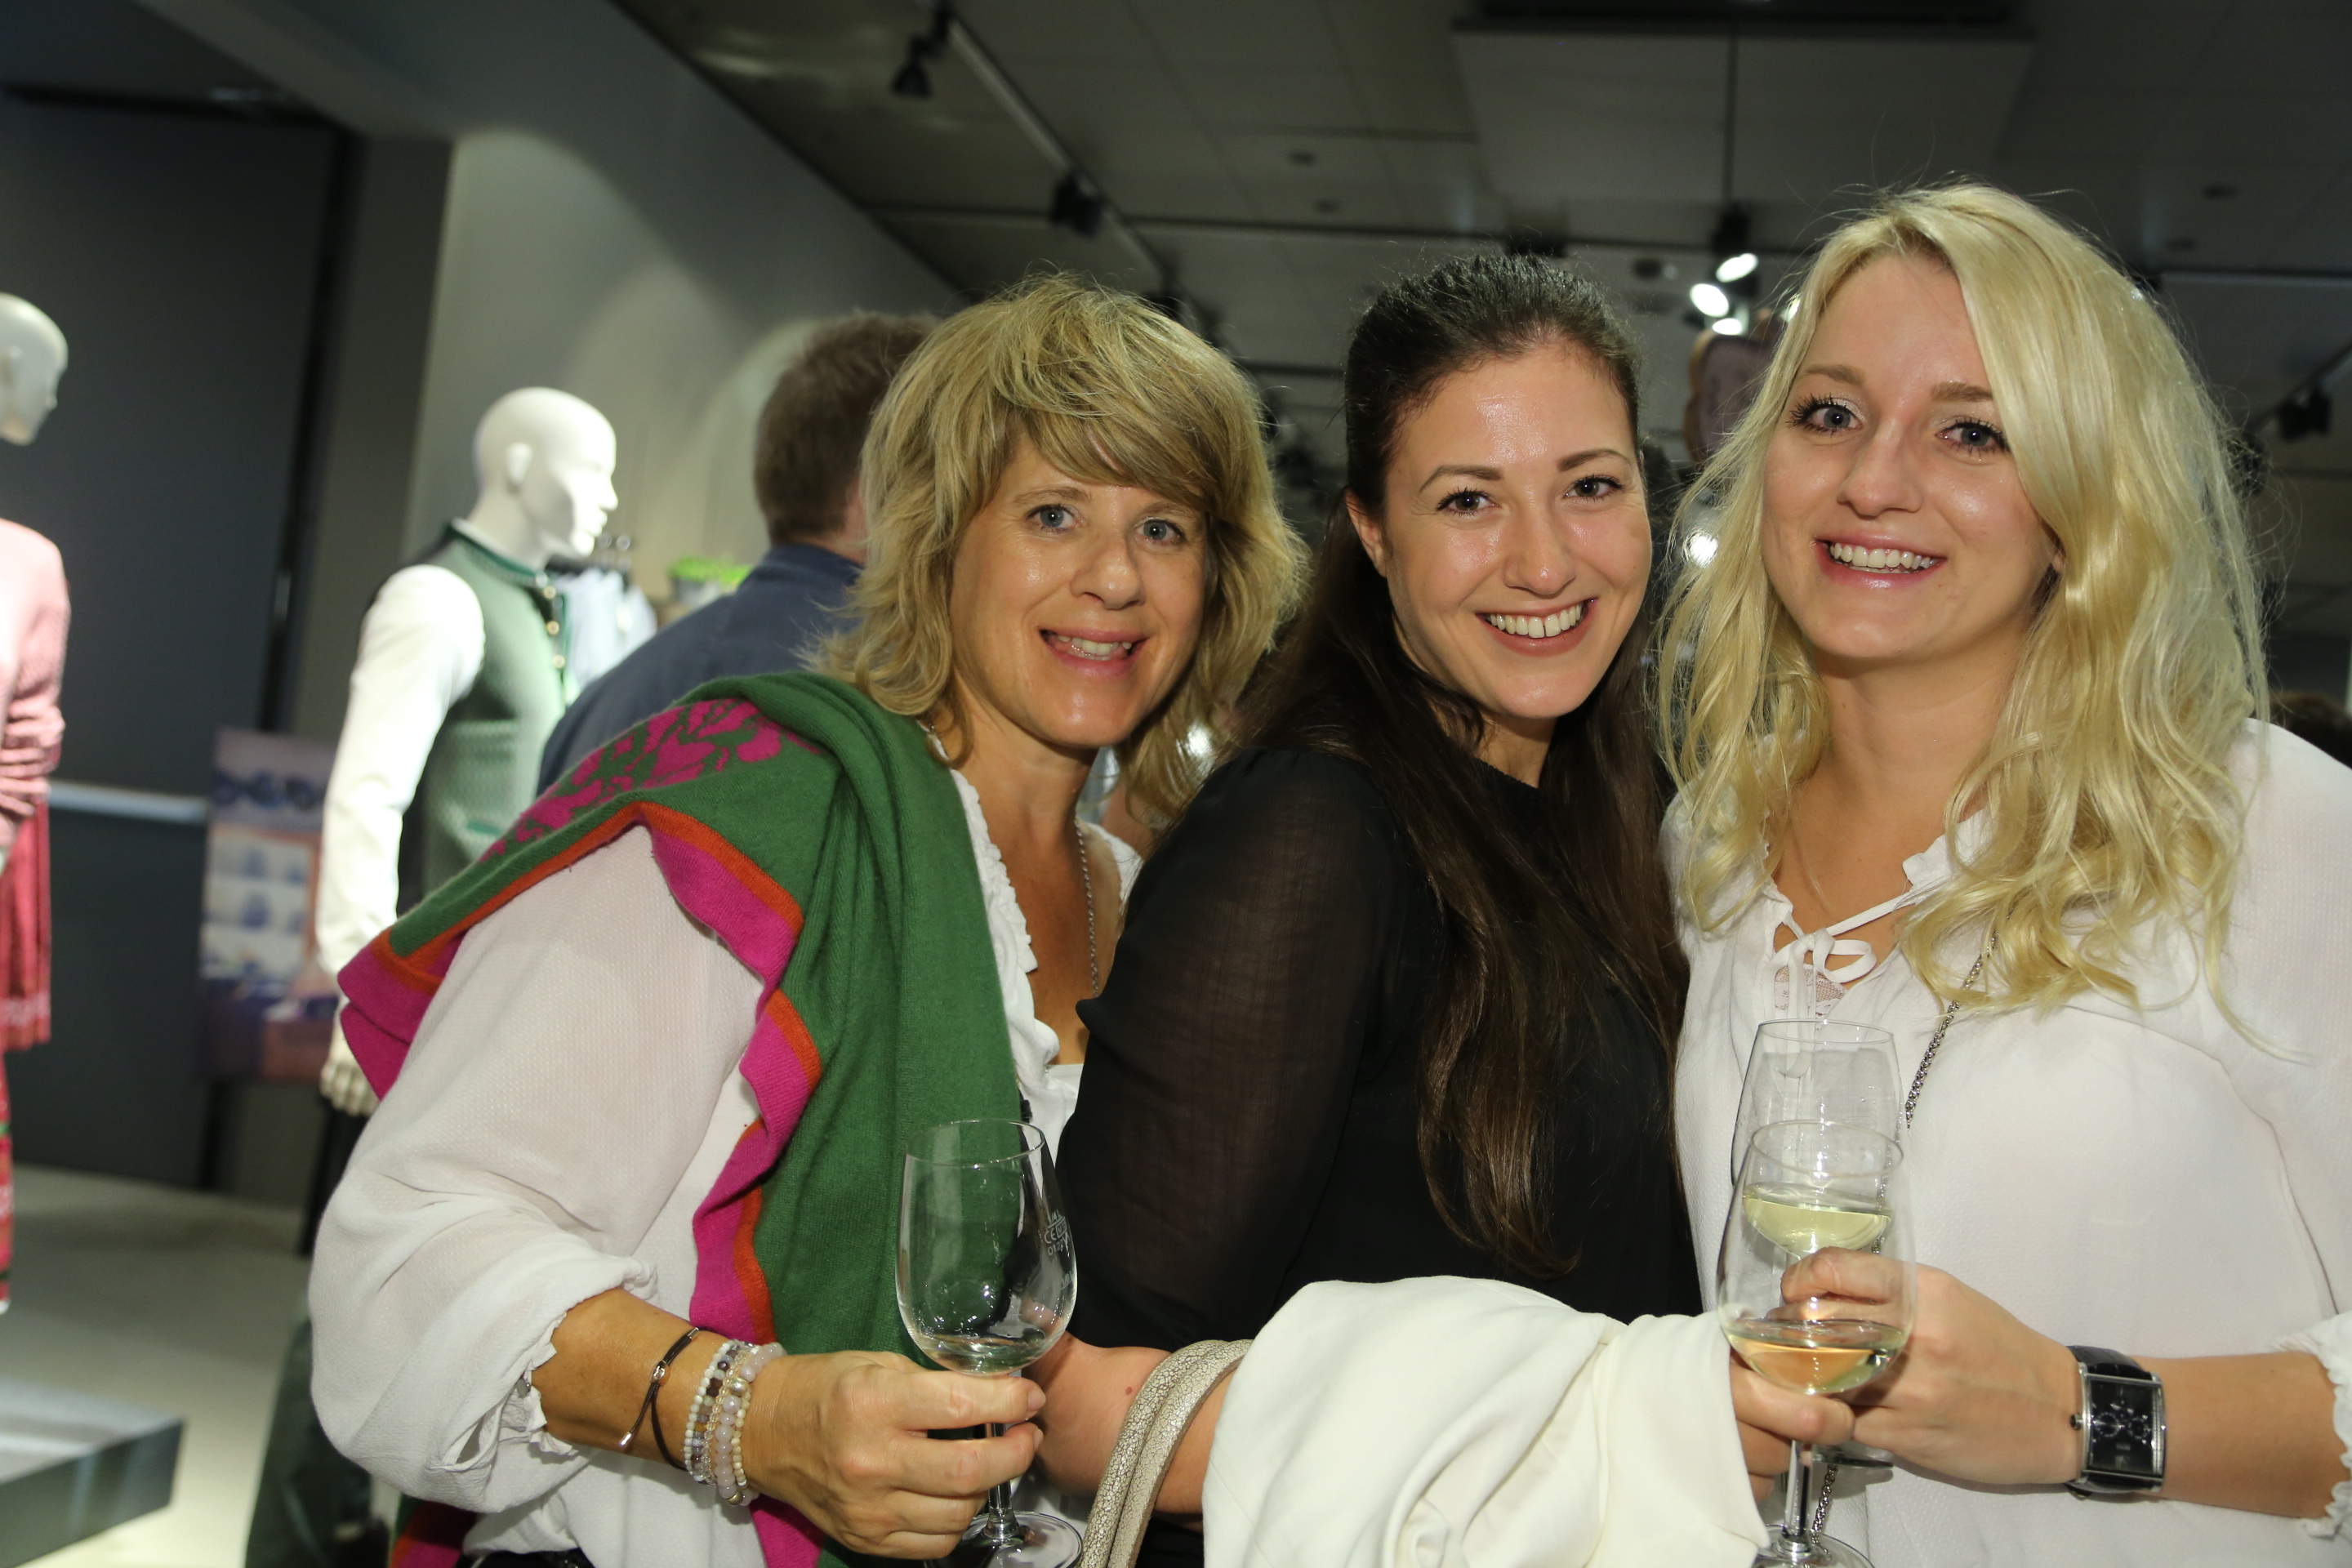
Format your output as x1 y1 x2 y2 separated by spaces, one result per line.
898 1119 1080 1568
1731 1020 1901 1181
1731 1020 1904 1476
1718 1120 1915 1568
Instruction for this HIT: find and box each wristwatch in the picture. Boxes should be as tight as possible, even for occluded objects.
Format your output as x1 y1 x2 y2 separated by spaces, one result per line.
2065 1345 2165 1497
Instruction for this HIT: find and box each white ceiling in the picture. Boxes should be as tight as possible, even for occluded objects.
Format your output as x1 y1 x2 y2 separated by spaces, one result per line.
617 0 2352 633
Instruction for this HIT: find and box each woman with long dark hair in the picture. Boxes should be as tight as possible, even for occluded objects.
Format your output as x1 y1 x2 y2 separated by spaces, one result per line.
1037 252 1821 1563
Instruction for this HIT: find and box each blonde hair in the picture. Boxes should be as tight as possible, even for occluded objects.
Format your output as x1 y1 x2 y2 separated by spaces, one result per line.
1658 184 2266 1017
823 274 1305 826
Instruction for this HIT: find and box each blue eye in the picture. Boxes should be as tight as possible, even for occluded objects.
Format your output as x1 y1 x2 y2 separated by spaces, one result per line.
1032 504 1074 529
1946 419 2009 452
1789 397 1859 433
1140 517 1187 544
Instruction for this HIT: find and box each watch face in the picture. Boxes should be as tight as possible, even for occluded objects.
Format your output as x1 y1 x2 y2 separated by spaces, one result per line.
2084 1375 2162 1477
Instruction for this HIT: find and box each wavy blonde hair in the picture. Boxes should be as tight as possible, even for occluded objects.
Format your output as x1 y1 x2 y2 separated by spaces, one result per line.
1658 184 2267 1017
823 274 1305 826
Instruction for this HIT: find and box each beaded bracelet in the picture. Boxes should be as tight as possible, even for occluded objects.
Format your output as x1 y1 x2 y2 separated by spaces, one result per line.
708 1343 784 1506
684 1339 746 1486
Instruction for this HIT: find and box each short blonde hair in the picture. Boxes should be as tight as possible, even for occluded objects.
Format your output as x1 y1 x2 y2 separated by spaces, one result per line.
1659 184 2266 1018
824 274 1305 826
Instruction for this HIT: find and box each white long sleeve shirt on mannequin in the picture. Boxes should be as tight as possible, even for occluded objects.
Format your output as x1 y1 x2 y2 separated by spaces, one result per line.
310 779 1137 1563
1674 724 2352 1566
314 561 484 981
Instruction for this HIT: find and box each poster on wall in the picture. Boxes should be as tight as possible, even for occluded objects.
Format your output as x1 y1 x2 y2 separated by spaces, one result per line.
201 728 338 1083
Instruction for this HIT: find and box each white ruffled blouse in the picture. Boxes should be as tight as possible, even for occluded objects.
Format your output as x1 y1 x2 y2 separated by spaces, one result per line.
1675 724 2352 1565
310 773 1136 1565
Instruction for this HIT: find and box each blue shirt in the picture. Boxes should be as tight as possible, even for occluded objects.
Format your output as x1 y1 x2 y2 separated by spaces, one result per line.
537 543 861 791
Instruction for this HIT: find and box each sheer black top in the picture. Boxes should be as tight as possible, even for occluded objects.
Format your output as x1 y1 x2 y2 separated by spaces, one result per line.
1062 747 1697 1561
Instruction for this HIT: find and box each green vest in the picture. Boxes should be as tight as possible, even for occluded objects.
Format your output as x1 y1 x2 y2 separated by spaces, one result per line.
411 527 575 893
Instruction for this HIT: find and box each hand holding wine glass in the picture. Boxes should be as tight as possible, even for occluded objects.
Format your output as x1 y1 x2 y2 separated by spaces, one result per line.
1719 1120 1915 1568
898 1119 1080 1568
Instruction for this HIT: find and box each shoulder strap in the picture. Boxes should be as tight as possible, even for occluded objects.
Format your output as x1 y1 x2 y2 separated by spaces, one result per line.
1080 1339 1250 1568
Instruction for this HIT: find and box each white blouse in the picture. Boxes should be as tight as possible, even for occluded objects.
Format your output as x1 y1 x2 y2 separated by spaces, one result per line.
1674 724 2352 1566
310 777 1136 1565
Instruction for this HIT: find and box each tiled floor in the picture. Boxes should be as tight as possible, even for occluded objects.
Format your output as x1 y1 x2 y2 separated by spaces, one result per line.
1 1164 307 1568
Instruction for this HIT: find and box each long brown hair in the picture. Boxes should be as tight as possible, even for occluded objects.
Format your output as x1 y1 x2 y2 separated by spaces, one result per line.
1241 253 1684 1274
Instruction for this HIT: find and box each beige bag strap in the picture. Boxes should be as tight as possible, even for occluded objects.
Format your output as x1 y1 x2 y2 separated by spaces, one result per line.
1078 1339 1250 1568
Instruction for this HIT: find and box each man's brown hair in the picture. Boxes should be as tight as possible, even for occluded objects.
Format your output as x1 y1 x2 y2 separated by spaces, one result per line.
755 313 935 547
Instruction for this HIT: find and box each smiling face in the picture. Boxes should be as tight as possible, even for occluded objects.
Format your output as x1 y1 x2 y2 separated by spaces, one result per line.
1350 343 1650 782
947 439 1209 764
1762 254 2060 684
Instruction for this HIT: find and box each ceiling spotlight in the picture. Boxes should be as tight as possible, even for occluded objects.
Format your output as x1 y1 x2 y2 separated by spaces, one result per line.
1715 252 1758 283
1049 172 1104 238
1709 316 1745 336
2278 385 2333 442
1690 282 1731 318
889 4 953 99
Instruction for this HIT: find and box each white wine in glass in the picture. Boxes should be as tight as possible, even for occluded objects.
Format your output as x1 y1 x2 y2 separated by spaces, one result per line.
898 1119 1079 1568
1718 1120 1914 1568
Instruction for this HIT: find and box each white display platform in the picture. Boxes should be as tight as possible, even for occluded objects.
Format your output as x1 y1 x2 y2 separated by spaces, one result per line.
0 1376 180 1566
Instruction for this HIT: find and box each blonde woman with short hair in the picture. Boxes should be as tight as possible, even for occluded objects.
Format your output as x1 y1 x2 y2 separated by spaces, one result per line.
309 274 1303 1567
1661 182 2352 1564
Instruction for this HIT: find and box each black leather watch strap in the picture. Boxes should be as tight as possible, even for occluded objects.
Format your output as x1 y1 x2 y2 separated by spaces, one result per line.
2065 1344 2165 1497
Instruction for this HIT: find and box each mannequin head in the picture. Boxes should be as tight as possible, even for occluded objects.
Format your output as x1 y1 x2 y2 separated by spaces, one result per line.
0 296 68 447
463 388 619 566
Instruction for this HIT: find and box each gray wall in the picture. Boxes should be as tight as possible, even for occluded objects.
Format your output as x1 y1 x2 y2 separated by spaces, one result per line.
145 0 955 742
0 96 340 1186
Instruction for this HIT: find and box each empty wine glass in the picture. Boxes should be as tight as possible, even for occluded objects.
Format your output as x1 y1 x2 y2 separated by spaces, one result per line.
1732 1020 1901 1182
1719 1120 1915 1568
898 1119 1079 1567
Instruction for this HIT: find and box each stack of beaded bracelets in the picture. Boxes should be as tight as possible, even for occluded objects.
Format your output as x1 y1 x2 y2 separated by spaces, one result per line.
682 1338 784 1507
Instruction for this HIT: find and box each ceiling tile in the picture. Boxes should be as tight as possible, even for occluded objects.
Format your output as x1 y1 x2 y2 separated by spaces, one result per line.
1731 37 2034 203
1454 32 1731 205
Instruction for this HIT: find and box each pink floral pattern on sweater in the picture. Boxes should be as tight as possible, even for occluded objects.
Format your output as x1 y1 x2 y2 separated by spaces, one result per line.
503 697 786 852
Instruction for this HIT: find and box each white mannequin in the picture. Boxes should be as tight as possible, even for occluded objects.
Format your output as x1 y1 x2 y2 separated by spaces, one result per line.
0 296 66 883
0 295 67 449
317 390 618 1114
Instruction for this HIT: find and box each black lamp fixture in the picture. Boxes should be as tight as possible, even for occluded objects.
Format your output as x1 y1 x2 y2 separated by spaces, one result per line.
1690 203 1757 332
1049 172 1104 238
2278 385 2334 443
890 4 953 99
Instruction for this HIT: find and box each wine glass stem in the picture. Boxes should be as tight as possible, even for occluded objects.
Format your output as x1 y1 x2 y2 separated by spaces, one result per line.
970 1422 1021 1545
1780 1439 1824 1545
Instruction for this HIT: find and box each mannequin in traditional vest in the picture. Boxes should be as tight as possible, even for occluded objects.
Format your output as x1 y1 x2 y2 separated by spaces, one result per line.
315 389 617 1114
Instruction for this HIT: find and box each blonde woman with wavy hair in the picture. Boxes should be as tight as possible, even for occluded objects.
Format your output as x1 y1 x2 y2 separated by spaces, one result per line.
310 274 1302 1567
828 273 1300 832
1662 182 2352 1565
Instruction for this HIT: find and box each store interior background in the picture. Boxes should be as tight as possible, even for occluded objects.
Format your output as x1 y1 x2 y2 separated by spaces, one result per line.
0 0 2345 1561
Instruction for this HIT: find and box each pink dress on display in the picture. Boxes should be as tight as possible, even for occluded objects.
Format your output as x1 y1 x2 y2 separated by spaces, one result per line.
0 518 68 1309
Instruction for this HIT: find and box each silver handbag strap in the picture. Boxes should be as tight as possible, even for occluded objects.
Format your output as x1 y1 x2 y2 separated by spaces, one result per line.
1079 1339 1250 1568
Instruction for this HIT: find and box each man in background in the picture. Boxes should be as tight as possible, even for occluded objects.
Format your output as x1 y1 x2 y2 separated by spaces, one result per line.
537 312 934 787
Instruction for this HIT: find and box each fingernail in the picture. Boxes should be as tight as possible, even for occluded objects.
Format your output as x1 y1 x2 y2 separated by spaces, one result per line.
1026 1383 1046 1413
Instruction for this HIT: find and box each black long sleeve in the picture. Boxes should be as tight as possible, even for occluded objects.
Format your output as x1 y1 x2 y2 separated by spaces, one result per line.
1066 748 1405 1350
1062 746 1696 1566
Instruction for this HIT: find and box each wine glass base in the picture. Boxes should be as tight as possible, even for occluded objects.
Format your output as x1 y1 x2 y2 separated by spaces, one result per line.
1751 1530 1874 1568
953 1510 1083 1568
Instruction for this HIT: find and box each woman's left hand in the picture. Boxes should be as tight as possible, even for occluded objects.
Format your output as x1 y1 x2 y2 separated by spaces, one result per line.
1787 1250 2078 1486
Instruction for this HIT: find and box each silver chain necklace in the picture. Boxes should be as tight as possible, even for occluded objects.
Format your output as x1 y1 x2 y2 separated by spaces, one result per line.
1811 935 1990 1532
